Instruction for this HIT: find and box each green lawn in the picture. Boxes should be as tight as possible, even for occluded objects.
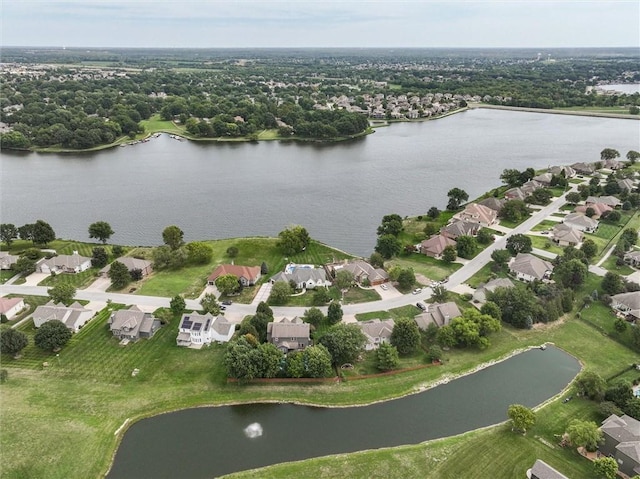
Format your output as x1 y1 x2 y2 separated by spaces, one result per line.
600 255 634 275
527 235 564 256
387 254 461 283
355 310 393 321
139 114 185 135
579 301 636 351
0 270 16 284
136 238 353 299
38 268 99 289
530 220 557 232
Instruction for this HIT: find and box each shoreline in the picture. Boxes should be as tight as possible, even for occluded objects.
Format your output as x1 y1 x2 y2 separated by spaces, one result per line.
102 341 581 478
8 101 635 155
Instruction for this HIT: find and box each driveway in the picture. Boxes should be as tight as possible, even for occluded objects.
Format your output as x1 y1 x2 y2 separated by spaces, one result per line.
85 276 111 292
373 283 402 300
251 282 272 305
22 272 49 286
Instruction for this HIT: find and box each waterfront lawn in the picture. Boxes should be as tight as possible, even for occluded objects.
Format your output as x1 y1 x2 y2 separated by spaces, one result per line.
2 310 637 479
38 268 99 289
136 238 353 298
139 114 185 135
579 301 636 352
387 254 461 282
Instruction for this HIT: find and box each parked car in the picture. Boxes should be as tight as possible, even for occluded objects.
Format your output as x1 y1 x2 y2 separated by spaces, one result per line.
416 302 427 311
219 305 226 311
380 284 388 290
221 301 232 306
412 288 422 295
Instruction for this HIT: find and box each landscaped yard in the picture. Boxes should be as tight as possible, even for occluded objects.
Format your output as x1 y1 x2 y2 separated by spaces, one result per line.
527 235 564 256
38 268 99 289
387 254 461 282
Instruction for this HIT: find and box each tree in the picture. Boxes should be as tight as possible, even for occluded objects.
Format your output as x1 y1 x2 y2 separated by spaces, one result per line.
0 328 28 357
456 235 477 259
499 200 529 222
600 148 620 160
301 344 333 378
491 248 511 267
580 239 598 259
369 252 385 268
108 260 131 290
553 258 587 289
396 268 416 290
427 207 440 219
327 301 343 325
318 323 367 366
17 224 34 242
48 283 76 305
162 225 184 250
256 343 284 378
575 371 606 401
593 457 618 479
335 269 354 290
249 312 271 343
302 307 325 327
377 342 400 371
32 220 56 246
268 281 292 305
424 222 439 237
442 245 457 263
215 274 241 296
506 234 532 255
500 168 524 188
390 317 421 355
566 419 603 452
169 295 186 315
488 286 537 328
226 246 239 258
375 234 401 259
225 336 260 381
14 257 36 275
507 404 535 434
601 272 626 295
377 214 403 237
480 301 502 321
88 221 114 244
447 187 469 211
565 192 581 204
431 285 449 303
186 241 213 264
260 261 268 275
34 320 72 351
476 228 494 245
614 317 628 333
603 210 621 223
621 228 639 247
627 150 640 164
200 293 221 315
91 247 108 268
0 224 18 247
277 225 310 255
312 287 330 305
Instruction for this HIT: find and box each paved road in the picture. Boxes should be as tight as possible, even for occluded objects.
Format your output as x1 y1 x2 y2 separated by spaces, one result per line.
0 186 581 321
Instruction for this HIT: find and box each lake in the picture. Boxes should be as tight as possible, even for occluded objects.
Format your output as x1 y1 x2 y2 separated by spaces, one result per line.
597 84 640 94
1 109 639 256
106 345 580 479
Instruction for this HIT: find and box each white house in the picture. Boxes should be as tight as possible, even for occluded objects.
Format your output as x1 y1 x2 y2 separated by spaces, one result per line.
0 297 25 319
37 252 91 274
32 301 94 332
176 312 235 348
270 267 331 290
355 319 395 351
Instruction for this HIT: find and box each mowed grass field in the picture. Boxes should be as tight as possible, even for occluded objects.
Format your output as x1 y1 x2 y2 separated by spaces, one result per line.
2 305 637 479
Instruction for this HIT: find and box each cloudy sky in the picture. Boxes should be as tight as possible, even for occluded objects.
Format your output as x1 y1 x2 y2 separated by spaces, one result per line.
2 0 639 49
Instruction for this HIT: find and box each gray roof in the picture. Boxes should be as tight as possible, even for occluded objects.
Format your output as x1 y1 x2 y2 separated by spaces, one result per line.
414 302 461 329
602 414 640 443
529 459 569 479
477 197 505 212
339 261 389 283
617 441 640 463
41 253 90 270
586 195 622 207
564 213 598 230
267 317 310 340
551 224 583 244
356 319 395 341
509 253 553 281
271 267 328 284
440 220 479 238
100 256 152 274
178 311 230 335
109 305 157 337
0 251 18 268
32 301 91 329
473 278 514 302
611 292 640 315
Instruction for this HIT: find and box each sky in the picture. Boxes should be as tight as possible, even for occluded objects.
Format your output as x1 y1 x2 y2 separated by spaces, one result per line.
2 0 639 49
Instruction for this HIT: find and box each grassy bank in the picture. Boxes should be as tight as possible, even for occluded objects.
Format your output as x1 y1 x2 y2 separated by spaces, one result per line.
1 307 637 479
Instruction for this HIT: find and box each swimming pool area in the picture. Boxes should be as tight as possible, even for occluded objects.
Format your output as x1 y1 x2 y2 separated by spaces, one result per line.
284 263 316 274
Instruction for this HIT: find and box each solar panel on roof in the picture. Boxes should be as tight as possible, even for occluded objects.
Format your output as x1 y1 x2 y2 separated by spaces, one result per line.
204 319 211 330
182 320 193 329
193 323 202 331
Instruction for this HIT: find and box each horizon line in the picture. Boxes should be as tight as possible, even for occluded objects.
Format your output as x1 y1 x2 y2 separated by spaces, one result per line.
3 45 639 50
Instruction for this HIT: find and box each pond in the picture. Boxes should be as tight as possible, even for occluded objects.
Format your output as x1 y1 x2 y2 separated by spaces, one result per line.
106 345 580 479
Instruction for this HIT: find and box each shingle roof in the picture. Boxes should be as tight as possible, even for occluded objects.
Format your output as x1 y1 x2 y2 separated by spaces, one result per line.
267 317 310 340
551 224 584 244
100 256 152 274
509 253 553 281
414 302 461 329
529 459 569 479
208 264 260 283
420 234 456 255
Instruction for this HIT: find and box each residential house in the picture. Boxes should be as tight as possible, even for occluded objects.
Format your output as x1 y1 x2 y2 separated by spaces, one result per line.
0 251 18 270
610 291 640 321
453 203 497 227
0 296 25 319
327 260 389 286
440 221 480 240
207 264 261 287
551 224 584 247
176 312 234 348
563 213 599 233
586 196 622 208
527 459 569 479
618 178 635 193
600 414 640 478
356 319 395 351
32 301 94 332
477 197 506 214
266 317 310 353
603 158 624 170
575 202 612 219
419 234 457 258
109 305 161 341
532 172 553 186
270 267 331 290
100 257 153 277
570 162 595 175
509 253 553 283
504 187 528 201
414 302 462 330
624 250 640 267
548 165 576 178
472 278 514 303
37 252 91 274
